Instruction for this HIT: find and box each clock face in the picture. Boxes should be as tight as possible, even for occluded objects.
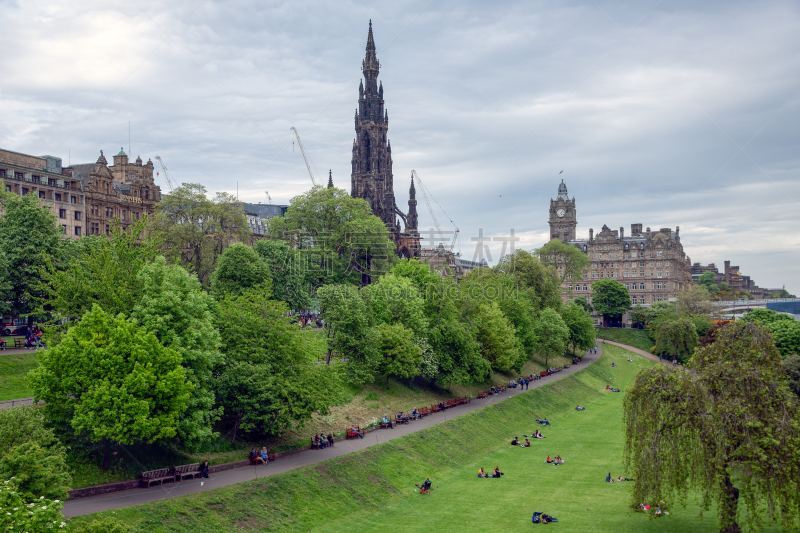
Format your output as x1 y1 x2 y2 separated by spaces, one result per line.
556 208 566 218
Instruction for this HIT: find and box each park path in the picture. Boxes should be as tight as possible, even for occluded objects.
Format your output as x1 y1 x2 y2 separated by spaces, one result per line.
62 346 604 517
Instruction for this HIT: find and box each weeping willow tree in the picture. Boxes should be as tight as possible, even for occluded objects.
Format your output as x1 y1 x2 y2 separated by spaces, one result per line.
623 321 800 533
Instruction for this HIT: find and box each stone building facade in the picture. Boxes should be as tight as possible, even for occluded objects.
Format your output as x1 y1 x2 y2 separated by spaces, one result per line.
350 21 419 258
548 181 692 308
690 260 772 298
0 148 85 238
72 148 161 235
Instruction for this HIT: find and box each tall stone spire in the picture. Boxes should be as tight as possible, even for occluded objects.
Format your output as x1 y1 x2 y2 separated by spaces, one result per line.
407 173 418 231
327 169 334 189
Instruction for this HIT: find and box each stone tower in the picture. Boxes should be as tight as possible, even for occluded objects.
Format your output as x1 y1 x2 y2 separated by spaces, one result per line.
548 179 577 242
351 21 398 239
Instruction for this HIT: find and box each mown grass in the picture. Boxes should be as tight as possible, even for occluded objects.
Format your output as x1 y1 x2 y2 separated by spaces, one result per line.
70 343 784 533
0 350 38 400
595 327 654 352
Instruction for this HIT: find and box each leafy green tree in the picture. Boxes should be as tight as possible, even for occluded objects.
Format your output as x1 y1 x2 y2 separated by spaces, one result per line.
210 243 272 298
267 186 395 286
535 239 590 288
742 308 795 325
561 303 596 355
253 239 311 310
572 296 592 314
769 288 797 298
630 304 647 327
654 318 699 363
783 354 800 399
590 279 631 322
0 406 60 453
689 314 715 338
767 320 800 359
496 295 539 362
147 183 250 286
676 284 713 317
624 322 800 533
533 308 570 367
698 271 718 291
0 250 12 315
0 478 64 533
0 441 71 501
473 302 522 371
0 191 65 317
131 256 224 446
317 284 380 381
494 249 562 312
28 305 193 468
376 323 422 385
365 274 427 337
214 285 340 442
428 319 489 387
39 219 161 319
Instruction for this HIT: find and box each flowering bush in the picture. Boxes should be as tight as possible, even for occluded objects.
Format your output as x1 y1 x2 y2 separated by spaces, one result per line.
0 478 65 532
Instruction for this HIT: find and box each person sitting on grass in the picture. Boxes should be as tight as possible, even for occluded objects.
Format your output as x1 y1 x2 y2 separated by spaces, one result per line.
523 439 531 447
606 472 613 482
554 455 564 465
416 478 432 492
533 429 544 439
493 467 503 478
575 405 585 411
545 455 552 463
478 467 486 478
511 437 519 446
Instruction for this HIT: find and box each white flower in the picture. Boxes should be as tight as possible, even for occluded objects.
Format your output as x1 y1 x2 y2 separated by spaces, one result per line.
39 497 44 500
53 500 60 503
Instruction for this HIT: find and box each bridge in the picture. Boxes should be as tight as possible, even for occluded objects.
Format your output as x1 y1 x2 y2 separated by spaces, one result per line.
634 298 800 315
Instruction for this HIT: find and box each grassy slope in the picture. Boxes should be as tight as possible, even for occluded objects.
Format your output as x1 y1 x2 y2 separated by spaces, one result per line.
595 328 654 352
0 351 38 400
71 343 781 533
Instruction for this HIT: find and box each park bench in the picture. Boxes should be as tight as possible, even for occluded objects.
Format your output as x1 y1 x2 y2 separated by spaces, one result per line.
346 427 363 440
380 421 393 429
174 463 202 481
478 391 487 399
446 399 457 408
141 468 175 488
310 438 320 449
430 404 440 413
499 386 507 393
419 406 430 416
540 371 547 377
14 338 25 348
461 396 470 404
396 414 409 424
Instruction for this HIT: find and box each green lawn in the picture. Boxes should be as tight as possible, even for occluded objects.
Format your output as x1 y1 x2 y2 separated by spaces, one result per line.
0 351 38 401
70 343 785 532
595 327 654 353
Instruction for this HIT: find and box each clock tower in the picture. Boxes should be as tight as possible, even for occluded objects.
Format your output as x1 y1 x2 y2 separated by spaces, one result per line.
548 179 577 242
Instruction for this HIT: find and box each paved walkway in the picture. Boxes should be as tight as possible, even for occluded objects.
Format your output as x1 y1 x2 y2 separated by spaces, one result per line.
62 347 602 517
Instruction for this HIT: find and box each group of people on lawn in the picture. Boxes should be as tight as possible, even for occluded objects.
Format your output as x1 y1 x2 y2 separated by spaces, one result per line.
477 467 504 478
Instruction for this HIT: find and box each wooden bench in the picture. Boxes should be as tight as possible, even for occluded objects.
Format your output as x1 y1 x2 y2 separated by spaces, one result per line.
14 338 25 348
430 404 440 413
419 407 430 416
499 386 507 393
380 421 393 429
478 391 487 399
540 371 548 377
268 450 276 461
395 415 409 425
460 396 470 404
310 438 320 449
346 427 363 440
141 468 175 488
174 463 202 481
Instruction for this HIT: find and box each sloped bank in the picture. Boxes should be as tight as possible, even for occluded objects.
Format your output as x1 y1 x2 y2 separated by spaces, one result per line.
68 350 623 532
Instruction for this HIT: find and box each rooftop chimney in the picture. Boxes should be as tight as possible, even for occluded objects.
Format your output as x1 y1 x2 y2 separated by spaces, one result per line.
620 226 624 240
589 228 594 241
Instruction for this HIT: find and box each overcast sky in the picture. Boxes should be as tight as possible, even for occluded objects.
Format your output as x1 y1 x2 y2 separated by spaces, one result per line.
1 0 798 292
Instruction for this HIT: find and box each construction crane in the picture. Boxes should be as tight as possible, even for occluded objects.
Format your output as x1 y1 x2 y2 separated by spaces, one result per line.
290 127 318 187
265 191 273 204
411 170 459 252
154 155 176 191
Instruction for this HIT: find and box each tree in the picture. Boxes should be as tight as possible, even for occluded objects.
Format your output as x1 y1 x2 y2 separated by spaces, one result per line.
572 296 593 314
253 239 312 310
533 308 570 367
210 243 272 298
0 249 12 315
28 305 193 469
630 304 647 327
376 323 422 385
742 308 795 325
0 406 60 453
130 256 224 446
39 218 161 319
472 302 523 371
0 441 71 501
769 288 796 299
214 285 340 443
494 249 562 311
534 239 590 288
0 479 64 533
561 303 596 355
0 191 65 317
654 318 699 363
783 355 800 400
267 186 395 286
698 271 718 291
624 322 800 533
676 284 713 317
591 279 631 321
365 274 427 338
767 320 800 359
147 183 250 286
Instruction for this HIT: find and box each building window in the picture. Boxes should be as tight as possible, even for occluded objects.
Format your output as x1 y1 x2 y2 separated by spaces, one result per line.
59 209 66 218
15 172 23 179
657 251 663 256
121 210 126 221
0 169 5 177
129 174 134 180
55 193 62 202
91 222 100 234
666 270 669 277
583 284 587 291
74 226 81 236
105 224 110 235
145 188 149 199
21 187 29 195
657 271 663 278
75 211 81 221
38 191 46 199
70 196 76 204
